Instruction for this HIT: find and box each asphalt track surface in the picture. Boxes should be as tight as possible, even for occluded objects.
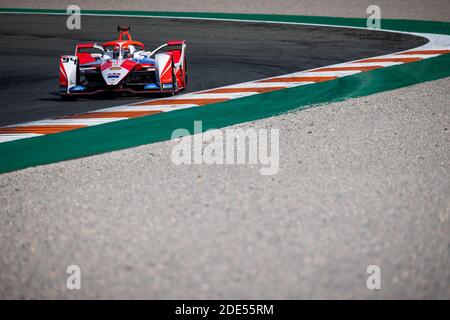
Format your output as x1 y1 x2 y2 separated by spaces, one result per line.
0 14 427 127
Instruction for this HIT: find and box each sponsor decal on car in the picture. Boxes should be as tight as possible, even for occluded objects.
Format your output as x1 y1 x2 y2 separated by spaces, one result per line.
107 72 121 79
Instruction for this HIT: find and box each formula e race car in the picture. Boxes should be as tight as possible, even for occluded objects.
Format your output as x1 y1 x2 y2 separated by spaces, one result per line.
59 26 187 99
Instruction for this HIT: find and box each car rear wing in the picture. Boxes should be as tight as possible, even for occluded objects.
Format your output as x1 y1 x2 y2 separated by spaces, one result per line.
150 41 185 55
150 40 186 67
75 43 104 55
166 40 185 46
75 43 105 65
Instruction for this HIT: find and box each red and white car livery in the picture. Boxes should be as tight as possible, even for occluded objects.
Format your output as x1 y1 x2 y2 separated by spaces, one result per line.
59 26 187 99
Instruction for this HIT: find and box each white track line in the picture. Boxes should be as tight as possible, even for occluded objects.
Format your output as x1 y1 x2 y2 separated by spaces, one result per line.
170 92 257 99
16 118 124 126
98 104 197 112
300 70 361 77
389 53 440 59
0 133 43 143
224 82 310 88
347 62 403 67
260 71 340 78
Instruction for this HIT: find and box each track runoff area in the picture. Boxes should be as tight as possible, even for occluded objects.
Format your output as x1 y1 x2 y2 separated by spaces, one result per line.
0 9 449 174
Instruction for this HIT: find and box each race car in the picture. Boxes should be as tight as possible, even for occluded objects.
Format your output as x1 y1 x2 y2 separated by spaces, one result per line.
59 26 187 99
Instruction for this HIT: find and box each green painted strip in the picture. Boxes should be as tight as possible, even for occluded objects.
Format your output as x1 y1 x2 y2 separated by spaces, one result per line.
0 9 449 174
